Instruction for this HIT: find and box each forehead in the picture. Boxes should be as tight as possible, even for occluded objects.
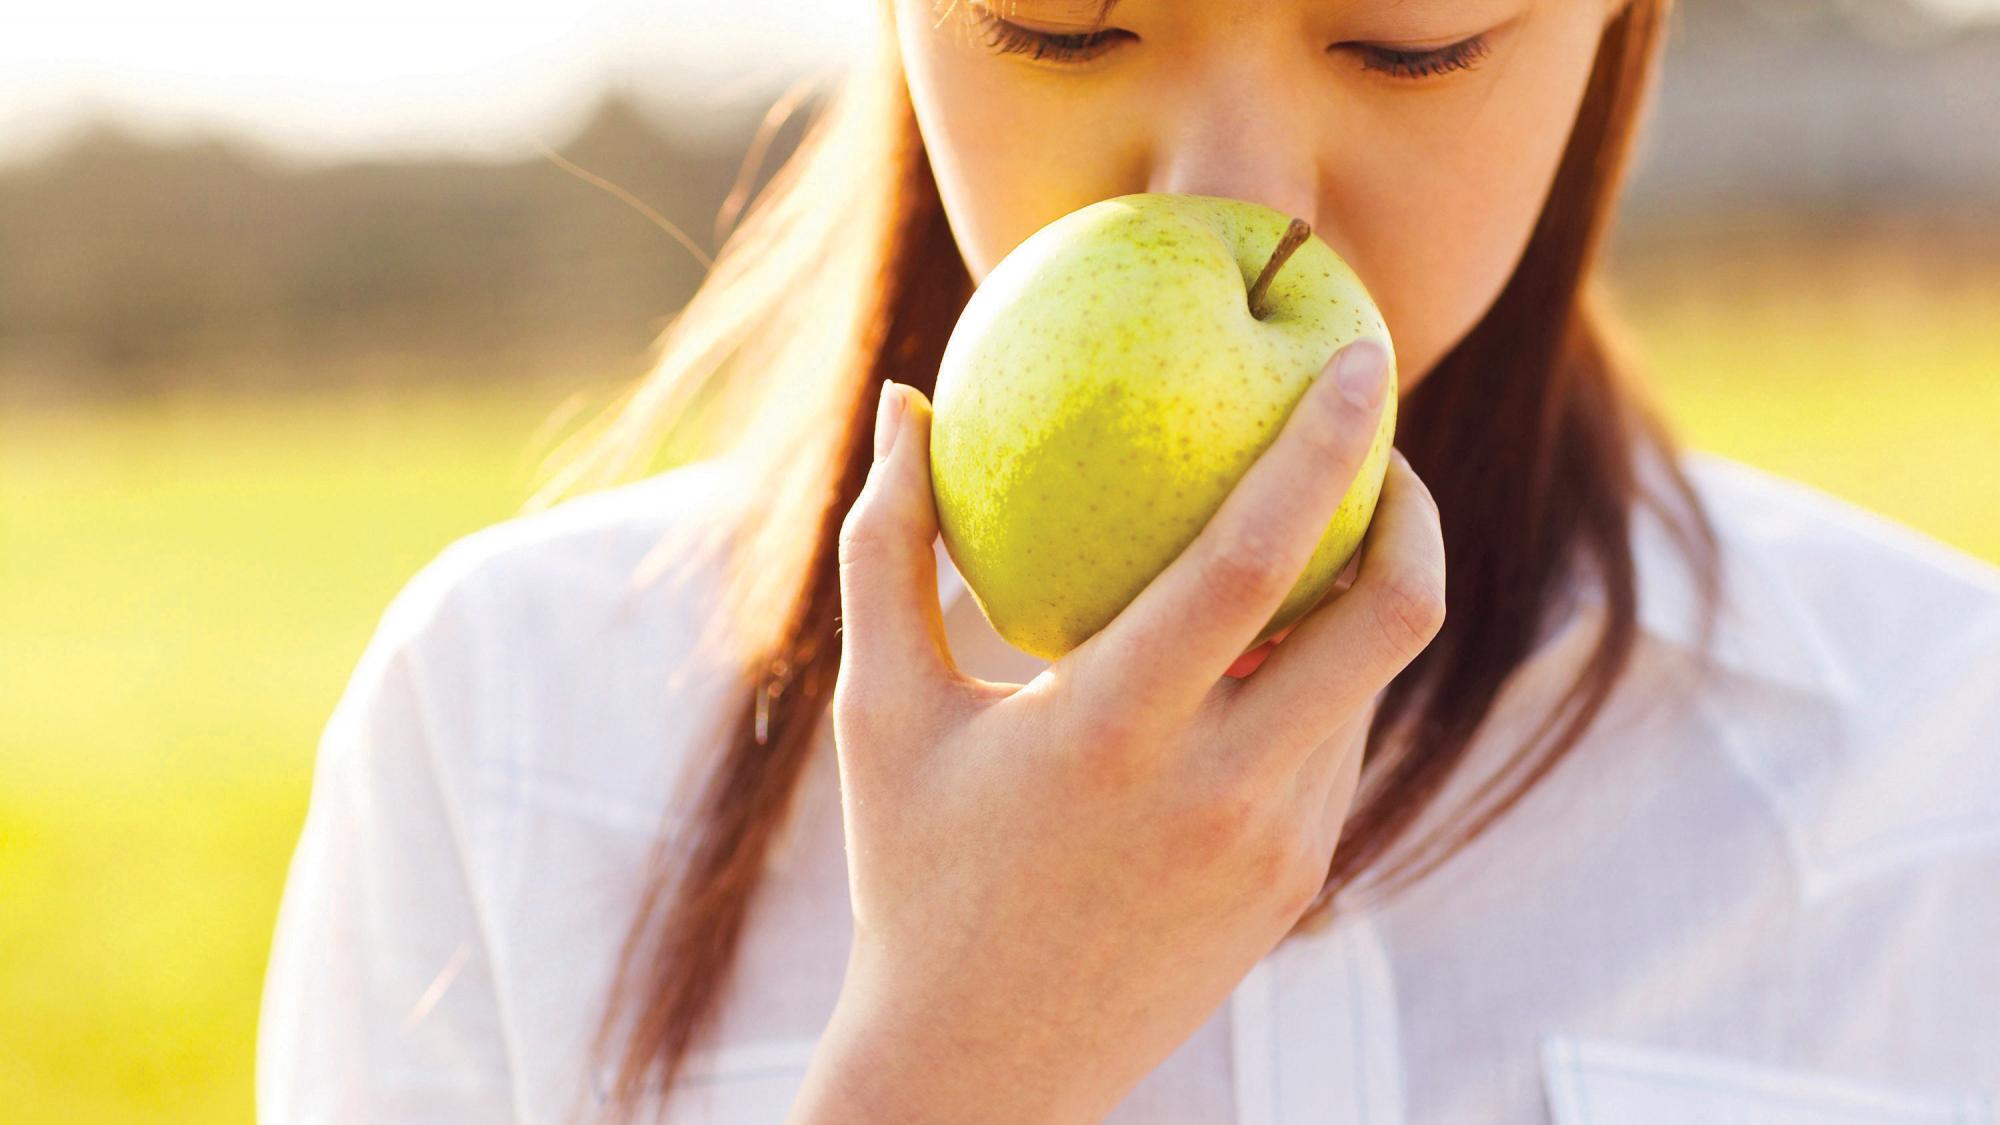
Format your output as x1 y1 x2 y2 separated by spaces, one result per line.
949 0 1544 27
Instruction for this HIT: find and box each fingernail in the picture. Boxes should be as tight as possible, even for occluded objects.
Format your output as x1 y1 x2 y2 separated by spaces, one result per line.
873 379 904 462
1333 338 1389 408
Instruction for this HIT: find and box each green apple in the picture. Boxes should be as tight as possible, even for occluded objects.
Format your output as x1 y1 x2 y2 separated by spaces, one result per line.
929 192 1397 663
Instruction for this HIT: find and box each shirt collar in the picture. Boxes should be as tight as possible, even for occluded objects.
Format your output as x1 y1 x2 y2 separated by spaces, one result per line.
930 448 1858 709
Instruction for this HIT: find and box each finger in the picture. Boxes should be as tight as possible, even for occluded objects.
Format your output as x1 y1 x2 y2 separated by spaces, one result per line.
1300 716 1368 863
1273 713 1368 920
1072 335 1395 715
835 381 957 696
1221 448 1446 752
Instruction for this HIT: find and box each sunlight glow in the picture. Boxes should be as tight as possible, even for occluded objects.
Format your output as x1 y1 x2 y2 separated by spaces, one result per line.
1 1 878 163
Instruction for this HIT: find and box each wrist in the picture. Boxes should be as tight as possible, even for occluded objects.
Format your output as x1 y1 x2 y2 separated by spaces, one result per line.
786 961 1118 1125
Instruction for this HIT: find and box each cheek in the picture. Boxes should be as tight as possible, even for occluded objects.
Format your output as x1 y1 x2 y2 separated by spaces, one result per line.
1348 123 1563 389
1339 30 1604 388
897 16 1134 283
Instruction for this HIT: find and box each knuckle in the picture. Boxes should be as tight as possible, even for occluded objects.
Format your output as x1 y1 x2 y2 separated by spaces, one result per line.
833 661 917 736
1072 739 1153 793
1374 566 1448 653
836 499 894 572
1419 490 1443 529
1184 780 1263 856
1247 828 1325 920
1192 788 1256 848
1246 833 1292 893
1297 404 1361 469
830 671 882 735
1279 843 1329 917
1390 449 1440 516
1066 709 1157 788
835 500 875 557
1202 528 1292 607
1246 821 1327 918
1070 701 1147 751
1407 475 1440 520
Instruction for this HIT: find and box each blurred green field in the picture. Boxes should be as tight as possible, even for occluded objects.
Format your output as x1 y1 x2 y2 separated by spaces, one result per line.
0 379 611 1122
2 287 1997 1123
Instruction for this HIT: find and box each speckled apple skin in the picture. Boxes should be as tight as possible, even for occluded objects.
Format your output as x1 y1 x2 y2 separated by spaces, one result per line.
929 192 1398 663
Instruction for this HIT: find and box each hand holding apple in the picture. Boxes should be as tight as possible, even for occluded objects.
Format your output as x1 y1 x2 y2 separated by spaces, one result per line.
809 335 1444 1124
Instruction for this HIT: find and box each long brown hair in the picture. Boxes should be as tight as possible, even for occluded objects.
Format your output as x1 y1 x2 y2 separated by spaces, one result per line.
556 0 1722 1117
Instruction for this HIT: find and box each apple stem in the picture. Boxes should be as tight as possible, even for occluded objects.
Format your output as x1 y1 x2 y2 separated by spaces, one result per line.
1246 218 1312 321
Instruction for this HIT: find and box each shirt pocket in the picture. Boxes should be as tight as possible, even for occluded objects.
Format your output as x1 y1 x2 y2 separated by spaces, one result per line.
593 1037 818 1124
1540 1036 1996 1125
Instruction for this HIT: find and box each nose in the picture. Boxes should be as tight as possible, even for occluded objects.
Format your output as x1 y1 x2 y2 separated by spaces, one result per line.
1145 32 1324 231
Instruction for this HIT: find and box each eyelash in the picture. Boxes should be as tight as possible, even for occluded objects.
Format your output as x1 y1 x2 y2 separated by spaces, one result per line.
1357 34 1493 80
965 6 1493 81
967 8 1131 64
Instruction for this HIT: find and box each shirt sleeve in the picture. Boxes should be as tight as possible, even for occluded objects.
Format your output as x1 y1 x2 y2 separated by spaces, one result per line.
257 548 520 1123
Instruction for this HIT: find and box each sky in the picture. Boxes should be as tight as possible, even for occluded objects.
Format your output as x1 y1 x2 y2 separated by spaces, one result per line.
0 1 881 165
5 0 1997 167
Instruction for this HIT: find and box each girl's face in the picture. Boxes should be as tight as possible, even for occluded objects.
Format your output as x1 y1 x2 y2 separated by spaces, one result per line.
895 0 1624 392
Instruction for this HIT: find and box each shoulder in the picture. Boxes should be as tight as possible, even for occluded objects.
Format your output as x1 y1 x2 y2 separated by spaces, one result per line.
1681 448 2000 621
1665 451 2000 897
1675 450 2000 707
342 455 758 828
382 455 751 648
272 458 763 1120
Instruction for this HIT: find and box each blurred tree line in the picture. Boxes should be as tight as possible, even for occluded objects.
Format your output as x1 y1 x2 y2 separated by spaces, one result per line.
4 0 1996 402
0 92 806 398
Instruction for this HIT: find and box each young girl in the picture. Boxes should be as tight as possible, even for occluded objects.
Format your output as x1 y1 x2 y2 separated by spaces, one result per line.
257 1 2000 1121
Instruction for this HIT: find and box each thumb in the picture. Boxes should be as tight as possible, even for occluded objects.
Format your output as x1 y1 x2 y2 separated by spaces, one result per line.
836 379 954 688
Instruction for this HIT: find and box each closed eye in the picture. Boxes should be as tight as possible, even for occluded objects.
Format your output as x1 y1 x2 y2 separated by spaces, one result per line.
962 3 1495 84
965 4 1133 65
1340 34 1494 80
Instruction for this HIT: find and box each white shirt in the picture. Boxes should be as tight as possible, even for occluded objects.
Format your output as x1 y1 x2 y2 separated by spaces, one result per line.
257 447 2000 1124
